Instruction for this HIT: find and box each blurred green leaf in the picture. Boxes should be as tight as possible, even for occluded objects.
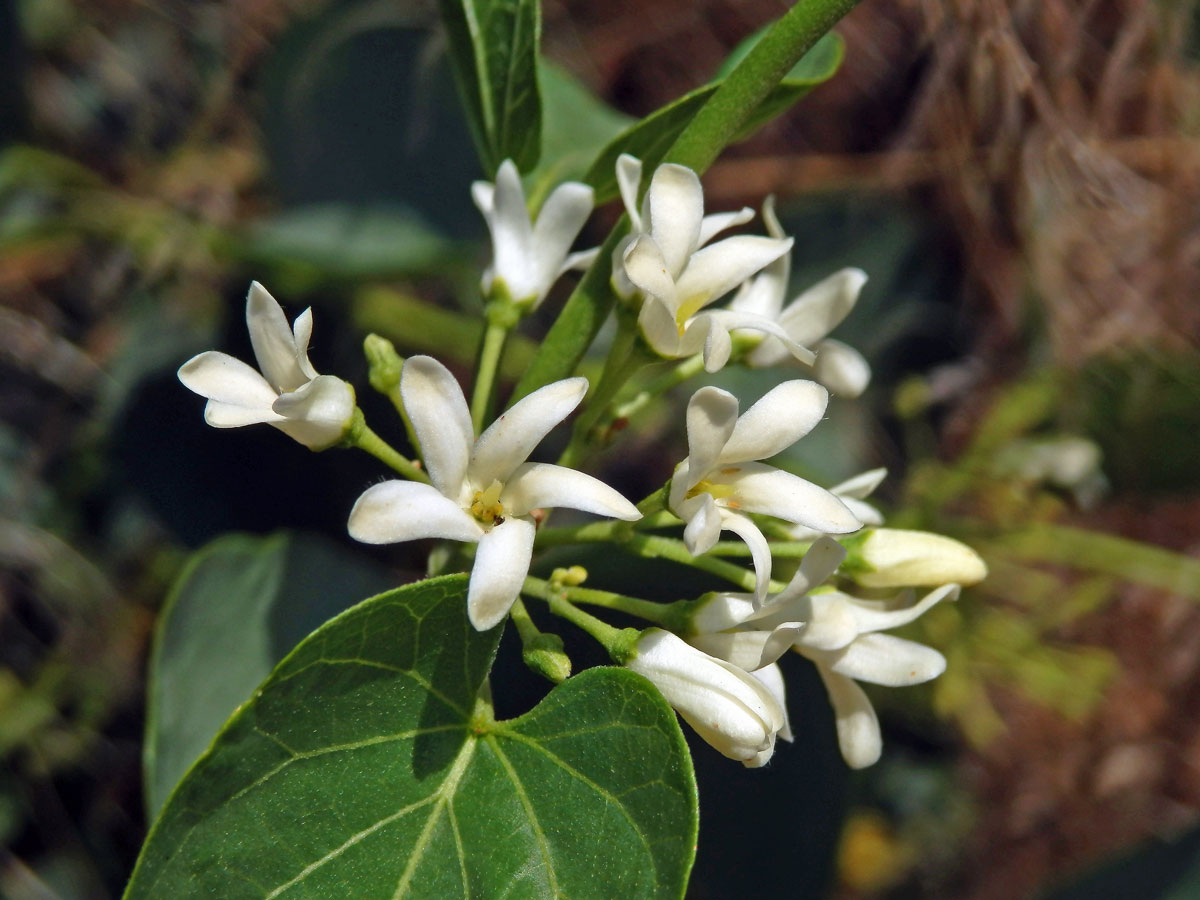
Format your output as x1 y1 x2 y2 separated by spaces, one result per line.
128 574 698 899
528 62 631 200
439 0 542 174
233 204 462 285
143 531 395 817
584 33 843 204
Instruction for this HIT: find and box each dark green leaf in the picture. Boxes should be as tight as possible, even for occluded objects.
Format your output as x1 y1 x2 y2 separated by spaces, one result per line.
439 0 543 173
584 33 844 205
142 532 395 818
127 574 698 899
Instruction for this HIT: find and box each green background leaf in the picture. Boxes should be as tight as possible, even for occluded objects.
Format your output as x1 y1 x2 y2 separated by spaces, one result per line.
439 0 543 173
127 574 698 899
142 532 396 818
583 32 843 204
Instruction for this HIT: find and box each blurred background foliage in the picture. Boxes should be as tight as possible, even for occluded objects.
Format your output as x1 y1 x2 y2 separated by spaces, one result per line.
1 0 1199 898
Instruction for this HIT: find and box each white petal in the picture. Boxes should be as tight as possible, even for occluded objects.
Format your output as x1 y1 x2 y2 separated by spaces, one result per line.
766 536 847 608
531 182 593 294
646 163 703 278
790 593 862 650
470 180 495 218
622 236 677 305
468 517 536 630
562 246 599 274
720 380 828 462
690 624 802 672
470 377 587 487
679 493 722 556
685 386 739 484
832 468 887 500
815 666 882 768
848 583 960 634
843 497 884 528
501 462 640 520
696 206 755 247
825 633 946 686
637 294 684 358
291 308 320 381
814 339 871 397
778 268 867 346
347 480 482 544
203 401 284 428
271 375 356 449
400 356 473 499
246 282 309 393
718 511 773 605
178 351 278 409
615 154 643 230
700 309 816 366
751 662 793 741
700 317 733 372
717 463 861 534
674 235 792 314
690 592 758 633
489 160 538 301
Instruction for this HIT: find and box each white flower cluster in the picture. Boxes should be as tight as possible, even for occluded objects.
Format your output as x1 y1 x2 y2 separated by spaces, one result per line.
178 154 985 770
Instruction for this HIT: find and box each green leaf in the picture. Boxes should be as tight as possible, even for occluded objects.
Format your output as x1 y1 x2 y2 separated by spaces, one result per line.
127 574 698 899
232 204 463 286
439 0 542 174
143 532 395 818
584 32 843 204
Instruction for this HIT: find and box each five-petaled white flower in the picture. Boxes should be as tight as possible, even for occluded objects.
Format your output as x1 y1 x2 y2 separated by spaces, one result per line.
687 536 959 769
177 282 356 450
347 356 640 630
626 628 787 767
729 197 872 396
670 382 861 603
472 159 595 310
612 156 818 372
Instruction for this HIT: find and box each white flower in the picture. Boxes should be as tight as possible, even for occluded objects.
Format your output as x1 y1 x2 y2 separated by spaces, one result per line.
472 159 594 309
612 156 816 372
789 467 887 542
626 628 786 767
728 197 871 396
687 540 958 769
347 356 640 630
669 383 861 602
177 282 356 450
844 528 988 589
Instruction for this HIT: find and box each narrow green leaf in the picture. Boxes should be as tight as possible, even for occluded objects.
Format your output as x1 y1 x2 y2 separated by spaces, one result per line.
584 32 844 205
126 574 698 899
439 0 542 173
143 532 395 818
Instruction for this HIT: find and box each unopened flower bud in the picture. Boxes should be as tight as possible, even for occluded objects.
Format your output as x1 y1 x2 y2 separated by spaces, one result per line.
844 528 986 588
363 333 403 396
522 634 572 684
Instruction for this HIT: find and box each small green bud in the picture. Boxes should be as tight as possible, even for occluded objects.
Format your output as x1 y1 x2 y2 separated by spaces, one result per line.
550 565 589 587
522 634 572 684
363 334 403 396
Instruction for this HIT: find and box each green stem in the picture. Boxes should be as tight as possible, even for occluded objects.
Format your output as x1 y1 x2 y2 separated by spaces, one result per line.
344 410 429 483
524 575 680 628
509 596 541 644
524 577 640 662
609 354 706 425
535 518 630 548
665 0 863 173
471 318 511 434
558 309 653 468
705 540 814 558
627 533 763 592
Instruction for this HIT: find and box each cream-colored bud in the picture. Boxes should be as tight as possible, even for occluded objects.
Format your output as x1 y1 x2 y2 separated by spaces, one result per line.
847 528 986 588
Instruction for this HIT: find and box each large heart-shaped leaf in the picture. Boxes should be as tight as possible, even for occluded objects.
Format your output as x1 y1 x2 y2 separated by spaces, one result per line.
584 32 844 204
143 531 396 817
439 0 542 174
126 574 698 899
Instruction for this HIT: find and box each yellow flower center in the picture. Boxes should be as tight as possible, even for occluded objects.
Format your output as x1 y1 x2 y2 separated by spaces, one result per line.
685 477 739 504
675 293 710 332
469 480 506 526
